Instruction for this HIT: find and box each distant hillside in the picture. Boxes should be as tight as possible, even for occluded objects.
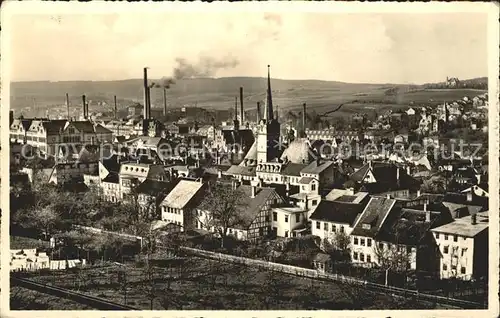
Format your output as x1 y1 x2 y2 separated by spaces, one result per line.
10 76 487 118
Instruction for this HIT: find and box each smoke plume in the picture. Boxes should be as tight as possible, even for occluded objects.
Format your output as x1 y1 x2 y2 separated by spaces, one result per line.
172 56 239 80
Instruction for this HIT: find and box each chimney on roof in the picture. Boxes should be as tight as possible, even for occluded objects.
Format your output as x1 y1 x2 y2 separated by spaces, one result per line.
251 179 259 198
417 189 421 197
240 87 244 124
423 201 428 212
466 191 473 202
386 194 391 199
256 102 261 123
425 210 431 222
471 213 477 225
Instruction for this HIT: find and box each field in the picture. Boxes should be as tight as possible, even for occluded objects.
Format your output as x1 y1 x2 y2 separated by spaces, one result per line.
10 77 487 118
11 286 94 310
17 256 438 310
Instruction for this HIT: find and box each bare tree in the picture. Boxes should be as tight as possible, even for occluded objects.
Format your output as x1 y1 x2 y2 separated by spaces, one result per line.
197 183 248 249
323 230 352 263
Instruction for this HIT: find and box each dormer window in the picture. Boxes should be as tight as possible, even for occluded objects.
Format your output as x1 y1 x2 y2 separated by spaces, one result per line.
362 223 371 230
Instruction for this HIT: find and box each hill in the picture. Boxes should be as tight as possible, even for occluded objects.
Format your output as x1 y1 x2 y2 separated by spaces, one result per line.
10 77 487 118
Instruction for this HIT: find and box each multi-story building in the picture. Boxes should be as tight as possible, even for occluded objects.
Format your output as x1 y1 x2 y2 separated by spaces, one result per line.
25 119 67 156
310 192 369 242
10 119 33 144
271 206 308 238
119 162 167 200
160 179 205 229
48 161 99 185
60 121 113 145
430 211 488 280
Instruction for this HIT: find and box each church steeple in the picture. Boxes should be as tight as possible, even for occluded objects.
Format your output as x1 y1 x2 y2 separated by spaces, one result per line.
264 65 274 121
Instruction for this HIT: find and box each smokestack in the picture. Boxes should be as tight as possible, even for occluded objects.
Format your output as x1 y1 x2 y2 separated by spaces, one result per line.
82 95 87 119
114 95 117 120
257 102 261 123
163 88 167 117
143 67 149 120
66 93 70 120
239 87 244 124
302 103 307 135
147 86 152 119
233 96 239 131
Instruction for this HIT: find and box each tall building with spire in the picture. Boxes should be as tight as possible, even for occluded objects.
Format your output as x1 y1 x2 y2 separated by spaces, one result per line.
256 65 281 163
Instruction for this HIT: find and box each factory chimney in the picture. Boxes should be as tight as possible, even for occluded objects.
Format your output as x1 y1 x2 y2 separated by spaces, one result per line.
82 95 87 120
143 67 149 120
163 87 167 117
114 95 117 120
233 96 239 131
66 93 70 120
239 87 244 124
256 102 262 123
301 103 307 137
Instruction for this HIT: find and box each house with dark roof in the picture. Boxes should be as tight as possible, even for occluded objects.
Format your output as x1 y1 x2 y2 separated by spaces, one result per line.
136 179 177 220
48 161 99 185
10 119 33 144
346 161 420 195
350 197 397 267
61 120 113 144
300 158 337 192
461 183 488 198
25 119 67 156
310 199 366 242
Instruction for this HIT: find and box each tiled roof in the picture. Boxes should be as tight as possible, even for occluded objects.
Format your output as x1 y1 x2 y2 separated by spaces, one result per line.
42 120 67 134
102 172 119 184
236 185 279 229
309 201 362 226
70 121 96 133
161 180 204 209
281 162 307 177
135 179 175 200
298 176 315 184
224 165 256 177
350 197 396 237
301 160 334 175
94 124 112 134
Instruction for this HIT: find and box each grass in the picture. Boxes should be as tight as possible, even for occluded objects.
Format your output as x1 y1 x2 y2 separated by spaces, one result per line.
10 235 50 250
10 286 95 310
19 256 438 310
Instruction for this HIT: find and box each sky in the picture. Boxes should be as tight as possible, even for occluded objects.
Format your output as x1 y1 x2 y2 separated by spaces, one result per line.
9 12 488 84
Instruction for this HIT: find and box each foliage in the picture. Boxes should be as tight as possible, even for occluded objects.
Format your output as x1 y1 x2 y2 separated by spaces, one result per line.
420 176 447 194
322 231 352 263
197 183 248 248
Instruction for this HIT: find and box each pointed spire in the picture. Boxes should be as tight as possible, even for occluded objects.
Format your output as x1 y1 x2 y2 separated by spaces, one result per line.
265 65 274 121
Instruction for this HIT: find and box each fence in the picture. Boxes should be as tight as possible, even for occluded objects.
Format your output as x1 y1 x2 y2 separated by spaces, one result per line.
180 246 486 309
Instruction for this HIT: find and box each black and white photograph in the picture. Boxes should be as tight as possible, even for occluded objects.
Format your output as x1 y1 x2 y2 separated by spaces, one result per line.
1 2 499 315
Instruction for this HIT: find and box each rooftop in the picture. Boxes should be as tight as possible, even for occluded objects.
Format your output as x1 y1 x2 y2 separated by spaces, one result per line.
350 197 396 238
161 180 204 209
431 211 489 237
309 201 363 226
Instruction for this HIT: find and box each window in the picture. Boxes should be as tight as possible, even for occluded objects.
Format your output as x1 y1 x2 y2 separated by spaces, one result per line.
378 243 384 250
353 252 358 260
360 253 365 262
296 214 300 223
435 233 439 239
285 231 289 238
354 237 359 245
332 225 337 233
451 265 457 271
259 228 264 236
461 248 467 256
460 267 466 274
265 215 270 222
367 239 372 247
311 184 316 191
316 221 320 229
443 246 449 254
324 223 328 231
360 238 365 246
340 226 344 233
443 264 447 271
285 215 289 223
367 255 371 263
444 234 448 240
273 212 277 222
